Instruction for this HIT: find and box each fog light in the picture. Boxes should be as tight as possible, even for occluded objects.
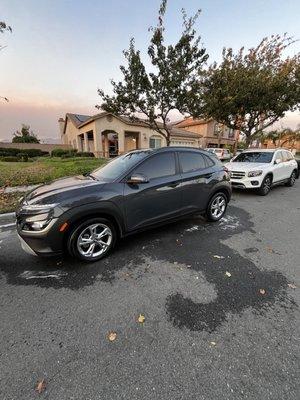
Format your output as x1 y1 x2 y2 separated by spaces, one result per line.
251 181 259 186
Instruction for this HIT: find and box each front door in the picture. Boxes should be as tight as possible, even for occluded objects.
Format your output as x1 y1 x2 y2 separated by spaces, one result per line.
124 152 182 231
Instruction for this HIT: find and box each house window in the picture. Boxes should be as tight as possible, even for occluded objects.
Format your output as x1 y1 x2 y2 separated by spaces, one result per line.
228 128 235 138
214 123 223 136
149 136 162 149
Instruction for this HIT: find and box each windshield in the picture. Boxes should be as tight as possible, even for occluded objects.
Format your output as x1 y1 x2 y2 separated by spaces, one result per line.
91 150 153 181
233 152 274 163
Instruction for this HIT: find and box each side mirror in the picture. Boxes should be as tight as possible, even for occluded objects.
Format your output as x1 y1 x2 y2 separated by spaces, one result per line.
274 158 282 165
127 173 149 184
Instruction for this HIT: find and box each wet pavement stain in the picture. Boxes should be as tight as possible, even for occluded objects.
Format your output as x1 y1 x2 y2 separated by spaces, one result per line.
0 205 296 332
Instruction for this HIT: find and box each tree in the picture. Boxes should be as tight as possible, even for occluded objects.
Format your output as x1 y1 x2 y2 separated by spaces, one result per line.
1 20 12 102
192 34 300 147
264 127 300 149
12 125 40 143
97 0 208 145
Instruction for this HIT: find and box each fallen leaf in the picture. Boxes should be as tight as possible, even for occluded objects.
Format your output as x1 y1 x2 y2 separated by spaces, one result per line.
259 289 266 295
225 271 231 277
210 341 216 346
138 314 145 323
107 331 117 342
288 283 297 289
35 379 46 394
213 255 225 259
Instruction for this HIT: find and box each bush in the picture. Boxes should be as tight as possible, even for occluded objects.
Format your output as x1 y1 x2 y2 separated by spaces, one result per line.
76 152 95 157
0 147 49 157
51 148 77 157
0 156 20 162
17 153 29 162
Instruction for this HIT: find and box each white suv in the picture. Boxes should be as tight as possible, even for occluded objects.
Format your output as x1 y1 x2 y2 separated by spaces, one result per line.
225 149 298 195
205 148 231 161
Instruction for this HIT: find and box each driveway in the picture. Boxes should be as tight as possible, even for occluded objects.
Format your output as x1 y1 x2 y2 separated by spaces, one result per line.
0 184 299 399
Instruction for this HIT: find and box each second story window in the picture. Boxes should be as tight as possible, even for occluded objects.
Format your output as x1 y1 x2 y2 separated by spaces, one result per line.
214 123 223 136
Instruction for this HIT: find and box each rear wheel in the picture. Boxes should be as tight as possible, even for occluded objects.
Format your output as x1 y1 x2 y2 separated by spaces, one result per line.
285 170 297 187
206 193 228 222
68 218 116 262
257 175 272 196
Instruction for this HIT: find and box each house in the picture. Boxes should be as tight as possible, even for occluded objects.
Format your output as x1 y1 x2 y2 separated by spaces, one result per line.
261 135 300 152
173 117 237 149
59 112 201 158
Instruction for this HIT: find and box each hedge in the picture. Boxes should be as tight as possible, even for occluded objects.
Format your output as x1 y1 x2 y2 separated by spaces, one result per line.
0 147 49 157
51 148 77 157
76 152 95 157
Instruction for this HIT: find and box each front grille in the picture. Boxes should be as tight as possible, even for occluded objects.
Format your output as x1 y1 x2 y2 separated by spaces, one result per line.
230 171 245 180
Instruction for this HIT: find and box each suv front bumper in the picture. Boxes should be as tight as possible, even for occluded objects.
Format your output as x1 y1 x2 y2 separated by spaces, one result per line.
230 175 264 189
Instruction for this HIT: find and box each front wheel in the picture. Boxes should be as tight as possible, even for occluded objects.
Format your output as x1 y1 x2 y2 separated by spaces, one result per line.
206 193 228 222
257 175 272 196
67 218 116 262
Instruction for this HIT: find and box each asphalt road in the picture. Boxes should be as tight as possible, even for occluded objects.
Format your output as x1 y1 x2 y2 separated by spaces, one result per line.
0 183 300 400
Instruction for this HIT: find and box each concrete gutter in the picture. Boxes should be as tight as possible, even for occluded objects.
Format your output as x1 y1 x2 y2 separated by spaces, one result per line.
0 212 16 231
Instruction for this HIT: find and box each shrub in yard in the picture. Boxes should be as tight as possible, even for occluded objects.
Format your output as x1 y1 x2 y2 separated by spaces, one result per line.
0 156 20 162
51 148 77 157
17 153 29 162
0 148 48 157
76 152 95 157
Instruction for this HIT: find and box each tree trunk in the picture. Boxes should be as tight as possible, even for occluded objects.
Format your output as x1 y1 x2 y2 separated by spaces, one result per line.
166 135 170 146
245 134 252 148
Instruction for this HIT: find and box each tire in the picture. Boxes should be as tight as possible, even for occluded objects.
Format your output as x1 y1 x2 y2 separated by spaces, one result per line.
285 170 297 187
67 218 116 262
206 192 228 222
257 175 272 196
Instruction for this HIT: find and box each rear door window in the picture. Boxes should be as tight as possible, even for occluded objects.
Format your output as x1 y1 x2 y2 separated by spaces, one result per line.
133 153 176 180
179 152 207 173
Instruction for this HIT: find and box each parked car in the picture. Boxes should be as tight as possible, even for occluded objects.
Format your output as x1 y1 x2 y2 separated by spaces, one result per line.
16 147 231 262
205 148 232 161
225 148 298 195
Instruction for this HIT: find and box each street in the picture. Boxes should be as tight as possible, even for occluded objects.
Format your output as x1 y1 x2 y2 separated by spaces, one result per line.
0 184 299 400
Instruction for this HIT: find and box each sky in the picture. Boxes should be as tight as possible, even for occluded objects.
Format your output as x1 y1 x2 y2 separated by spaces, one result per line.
0 0 300 142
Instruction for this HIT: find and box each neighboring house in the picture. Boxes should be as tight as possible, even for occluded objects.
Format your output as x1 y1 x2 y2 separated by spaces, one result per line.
59 112 201 158
173 117 237 149
261 135 300 152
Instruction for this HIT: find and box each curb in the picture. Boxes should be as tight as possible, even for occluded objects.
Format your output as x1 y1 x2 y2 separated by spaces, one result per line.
0 212 15 220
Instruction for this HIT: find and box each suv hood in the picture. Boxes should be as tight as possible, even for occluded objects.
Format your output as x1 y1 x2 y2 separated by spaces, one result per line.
25 175 102 204
225 162 269 171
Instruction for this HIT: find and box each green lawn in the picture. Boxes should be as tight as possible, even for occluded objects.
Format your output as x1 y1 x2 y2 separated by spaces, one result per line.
0 157 108 187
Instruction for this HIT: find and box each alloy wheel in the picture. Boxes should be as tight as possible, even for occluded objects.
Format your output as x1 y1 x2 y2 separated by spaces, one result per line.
210 195 226 219
77 223 112 258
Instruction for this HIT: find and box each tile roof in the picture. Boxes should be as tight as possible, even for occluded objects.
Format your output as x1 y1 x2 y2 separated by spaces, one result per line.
64 112 202 139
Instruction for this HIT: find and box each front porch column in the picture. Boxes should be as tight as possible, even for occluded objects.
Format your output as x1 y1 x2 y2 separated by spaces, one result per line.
83 132 89 152
76 135 82 152
94 131 103 158
119 131 125 155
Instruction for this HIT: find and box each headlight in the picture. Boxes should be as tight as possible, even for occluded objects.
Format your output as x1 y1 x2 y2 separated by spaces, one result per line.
248 170 263 177
22 203 58 211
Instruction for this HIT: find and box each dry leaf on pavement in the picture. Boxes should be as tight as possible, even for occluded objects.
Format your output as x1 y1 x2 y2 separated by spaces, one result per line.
213 255 225 259
138 314 145 323
288 283 297 289
225 271 231 277
259 289 266 295
107 331 117 342
35 379 46 394
210 341 217 346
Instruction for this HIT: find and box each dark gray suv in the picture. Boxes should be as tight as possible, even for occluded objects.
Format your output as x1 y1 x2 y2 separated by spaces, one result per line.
16 147 231 262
